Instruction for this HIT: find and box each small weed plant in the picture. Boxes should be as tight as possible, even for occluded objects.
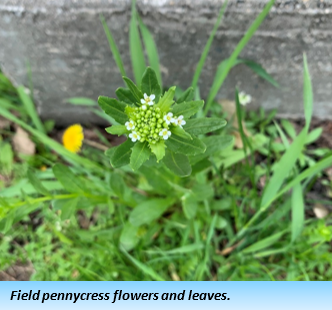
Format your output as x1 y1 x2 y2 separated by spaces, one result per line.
0 0 332 280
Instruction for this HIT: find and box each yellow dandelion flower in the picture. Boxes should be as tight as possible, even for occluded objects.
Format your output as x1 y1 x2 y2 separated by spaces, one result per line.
62 124 84 153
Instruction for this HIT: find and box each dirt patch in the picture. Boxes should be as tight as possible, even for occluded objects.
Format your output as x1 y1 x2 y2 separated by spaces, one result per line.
0 261 34 281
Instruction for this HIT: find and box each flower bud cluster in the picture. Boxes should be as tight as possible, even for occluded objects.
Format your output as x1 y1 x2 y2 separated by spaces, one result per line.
127 105 169 144
125 93 187 145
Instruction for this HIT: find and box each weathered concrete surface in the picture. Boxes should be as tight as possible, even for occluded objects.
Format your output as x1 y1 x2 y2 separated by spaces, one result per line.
1 0 332 125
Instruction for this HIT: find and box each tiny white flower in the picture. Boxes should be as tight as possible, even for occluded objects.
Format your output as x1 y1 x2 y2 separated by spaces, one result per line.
129 131 140 142
125 120 135 131
55 221 62 232
159 128 171 140
175 115 186 128
141 104 147 111
141 93 155 106
164 112 175 125
238 91 252 106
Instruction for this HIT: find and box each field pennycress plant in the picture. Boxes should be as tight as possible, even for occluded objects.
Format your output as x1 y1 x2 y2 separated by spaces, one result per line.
98 67 228 176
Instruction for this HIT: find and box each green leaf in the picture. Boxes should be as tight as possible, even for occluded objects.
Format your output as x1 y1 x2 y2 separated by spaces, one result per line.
281 119 296 139
125 106 138 120
182 194 198 219
53 164 86 194
156 86 176 112
163 151 192 177
120 223 140 251
150 140 165 161
255 154 332 217
0 98 19 111
0 143 13 175
146 243 204 255
171 100 204 118
100 15 126 77
98 96 128 125
116 87 137 105
129 198 174 226
274 121 290 149
291 183 304 243
170 126 192 140
191 1 228 90
141 67 161 102
215 216 228 229
53 197 80 220
130 141 151 171
17 86 45 133
129 0 146 86
120 247 165 280
139 166 173 194
260 130 306 210
260 54 313 211
237 59 279 88
191 158 211 174
184 118 227 135
27 170 51 196
243 230 286 254
205 0 276 114
108 139 134 168
138 18 163 88
166 133 206 155
191 183 214 201
123 77 143 103
189 135 233 164
105 125 128 136
305 127 322 145
65 97 97 106
53 229 73 245
110 174 126 198
177 87 194 103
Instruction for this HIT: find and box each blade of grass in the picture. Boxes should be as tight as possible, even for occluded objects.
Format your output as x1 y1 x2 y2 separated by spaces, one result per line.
235 154 332 241
274 121 290 149
291 183 305 243
145 243 204 255
120 247 165 281
261 54 313 210
17 86 45 134
242 230 287 254
235 88 256 193
100 14 126 77
138 16 162 88
260 125 306 209
191 1 228 90
236 59 279 88
129 0 146 86
268 154 332 209
231 55 314 242
204 0 275 115
196 214 216 280
66 97 97 106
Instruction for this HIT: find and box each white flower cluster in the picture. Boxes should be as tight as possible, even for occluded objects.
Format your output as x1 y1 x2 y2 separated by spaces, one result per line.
125 93 186 143
238 91 252 106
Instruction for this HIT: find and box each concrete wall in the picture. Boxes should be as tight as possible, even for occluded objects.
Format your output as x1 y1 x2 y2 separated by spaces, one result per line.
1 0 332 125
